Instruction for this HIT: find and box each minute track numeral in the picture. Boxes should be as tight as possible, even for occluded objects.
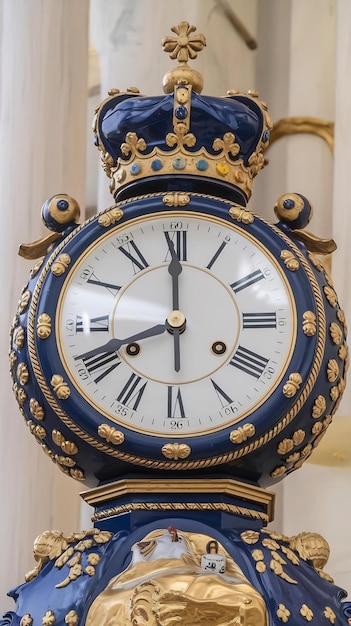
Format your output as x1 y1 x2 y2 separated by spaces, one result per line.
75 314 109 333
118 241 149 273
164 231 188 261
116 373 147 410
242 312 277 329
230 269 264 293
229 346 269 379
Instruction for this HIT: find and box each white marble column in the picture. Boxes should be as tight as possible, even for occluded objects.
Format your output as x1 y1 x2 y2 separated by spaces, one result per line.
0 0 89 613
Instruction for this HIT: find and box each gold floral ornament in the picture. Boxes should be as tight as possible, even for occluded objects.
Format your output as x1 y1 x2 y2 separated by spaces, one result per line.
161 442 191 460
42 611 55 626
25 528 112 586
50 374 70 399
230 423 255 444
20 615 33 626
312 394 326 419
98 206 124 227
229 206 254 224
327 359 339 383
37 313 52 339
166 122 196 150
17 362 29 385
29 398 45 420
324 607 336 624
240 530 259 545
64 611 79 626
52 429 78 455
330 321 343 345
18 290 31 314
162 21 206 94
213 132 240 158
163 192 190 207
282 373 302 398
302 311 317 336
300 604 313 622
51 253 71 277
98 424 125 445
277 604 290 623
280 250 299 271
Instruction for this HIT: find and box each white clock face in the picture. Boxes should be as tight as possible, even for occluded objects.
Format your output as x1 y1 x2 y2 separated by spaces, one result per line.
57 212 296 435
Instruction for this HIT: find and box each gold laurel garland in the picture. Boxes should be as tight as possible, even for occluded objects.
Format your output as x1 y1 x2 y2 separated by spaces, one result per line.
91 501 269 524
27 192 326 471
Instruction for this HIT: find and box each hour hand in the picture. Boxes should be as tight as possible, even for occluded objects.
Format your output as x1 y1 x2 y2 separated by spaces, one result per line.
74 323 167 361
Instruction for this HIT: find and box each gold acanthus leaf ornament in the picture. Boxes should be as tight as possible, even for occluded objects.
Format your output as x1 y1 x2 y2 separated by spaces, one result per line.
52 429 78 455
302 311 317 336
98 424 125 445
229 206 254 224
161 442 191 460
50 375 71 400
29 397 45 420
280 249 299 271
98 207 124 227
327 359 339 383
17 362 29 385
37 313 52 339
312 395 326 419
18 290 31 314
282 373 302 398
230 423 255 444
51 253 71 276
330 322 343 345
162 192 190 207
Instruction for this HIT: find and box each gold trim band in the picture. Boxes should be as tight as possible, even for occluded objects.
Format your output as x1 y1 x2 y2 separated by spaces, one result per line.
81 478 275 521
90 501 271 525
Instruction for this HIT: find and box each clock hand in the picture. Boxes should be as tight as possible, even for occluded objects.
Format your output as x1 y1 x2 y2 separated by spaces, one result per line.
75 323 167 361
166 238 183 372
167 237 182 310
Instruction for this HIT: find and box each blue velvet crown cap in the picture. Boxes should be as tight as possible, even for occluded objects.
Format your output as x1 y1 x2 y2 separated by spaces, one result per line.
93 22 272 204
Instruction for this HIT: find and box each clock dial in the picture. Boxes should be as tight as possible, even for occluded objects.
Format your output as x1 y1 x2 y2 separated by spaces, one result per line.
57 211 296 436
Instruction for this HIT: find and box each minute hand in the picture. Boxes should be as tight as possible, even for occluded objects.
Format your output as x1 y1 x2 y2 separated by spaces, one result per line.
75 324 167 361
167 239 182 310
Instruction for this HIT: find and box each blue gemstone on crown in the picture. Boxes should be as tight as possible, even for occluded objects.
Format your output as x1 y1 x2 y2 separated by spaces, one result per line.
175 105 188 120
130 163 141 175
196 159 208 171
151 158 163 171
283 198 295 209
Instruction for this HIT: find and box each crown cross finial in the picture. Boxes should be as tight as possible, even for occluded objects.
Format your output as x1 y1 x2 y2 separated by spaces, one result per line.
162 22 206 94
162 21 206 63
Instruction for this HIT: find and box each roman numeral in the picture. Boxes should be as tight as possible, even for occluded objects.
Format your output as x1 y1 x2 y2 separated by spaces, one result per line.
116 373 147 410
210 379 233 407
230 269 264 293
167 386 186 419
164 231 188 261
206 241 228 270
87 272 121 297
118 241 149 272
75 315 109 333
229 346 269 378
242 312 277 329
82 352 121 384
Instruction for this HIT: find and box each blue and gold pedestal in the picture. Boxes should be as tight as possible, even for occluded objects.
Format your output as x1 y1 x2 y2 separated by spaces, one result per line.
2 479 350 626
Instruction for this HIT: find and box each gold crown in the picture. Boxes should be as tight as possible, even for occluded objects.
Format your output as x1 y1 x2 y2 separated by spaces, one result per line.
93 22 272 203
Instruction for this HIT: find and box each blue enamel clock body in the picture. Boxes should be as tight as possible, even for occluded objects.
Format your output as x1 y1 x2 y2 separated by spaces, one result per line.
10 192 347 487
